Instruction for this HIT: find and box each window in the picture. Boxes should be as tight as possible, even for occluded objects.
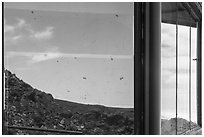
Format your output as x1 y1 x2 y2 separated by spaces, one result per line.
4 3 134 135
161 2 201 135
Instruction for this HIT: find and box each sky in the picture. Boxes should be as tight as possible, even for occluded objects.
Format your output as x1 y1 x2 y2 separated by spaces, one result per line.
4 3 134 108
161 23 197 122
4 3 198 122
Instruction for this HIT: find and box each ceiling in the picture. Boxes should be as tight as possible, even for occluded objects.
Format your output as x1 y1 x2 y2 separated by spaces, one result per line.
162 2 202 28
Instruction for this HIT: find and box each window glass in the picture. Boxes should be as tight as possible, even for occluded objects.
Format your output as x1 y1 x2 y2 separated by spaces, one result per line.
161 2 198 135
4 3 134 135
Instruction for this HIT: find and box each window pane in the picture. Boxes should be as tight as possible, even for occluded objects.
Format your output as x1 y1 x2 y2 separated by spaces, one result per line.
161 2 199 135
4 3 134 135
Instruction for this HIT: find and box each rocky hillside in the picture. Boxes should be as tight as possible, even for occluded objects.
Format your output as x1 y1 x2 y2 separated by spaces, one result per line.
3 69 134 135
161 118 201 135
5 69 201 135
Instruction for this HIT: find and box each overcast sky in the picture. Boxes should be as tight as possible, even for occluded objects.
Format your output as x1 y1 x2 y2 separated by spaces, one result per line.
4 2 198 121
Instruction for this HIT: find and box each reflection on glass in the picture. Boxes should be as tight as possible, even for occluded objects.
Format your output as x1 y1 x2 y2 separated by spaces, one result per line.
191 27 197 124
161 23 177 135
161 2 199 135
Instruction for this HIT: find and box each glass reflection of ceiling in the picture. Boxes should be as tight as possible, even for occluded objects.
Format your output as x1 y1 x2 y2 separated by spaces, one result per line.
162 2 202 28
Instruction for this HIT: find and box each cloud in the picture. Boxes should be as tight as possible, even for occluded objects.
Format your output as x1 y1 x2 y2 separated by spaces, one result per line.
4 18 26 33
162 44 172 48
7 51 133 63
5 18 28 44
31 52 61 62
162 55 197 72
5 24 15 33
4 18 54 44
162 23 197 59
16 18 26 27
5 34 23 44
7 51 61 63
31 27 54 40
11 35 22 41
